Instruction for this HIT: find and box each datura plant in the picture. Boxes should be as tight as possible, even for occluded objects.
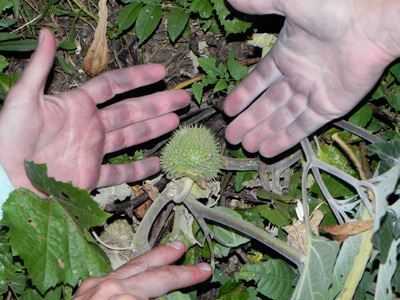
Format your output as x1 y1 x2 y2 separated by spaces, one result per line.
127 125 305 269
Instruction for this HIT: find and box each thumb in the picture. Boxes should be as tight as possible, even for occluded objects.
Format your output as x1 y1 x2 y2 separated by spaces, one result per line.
9 28 56 100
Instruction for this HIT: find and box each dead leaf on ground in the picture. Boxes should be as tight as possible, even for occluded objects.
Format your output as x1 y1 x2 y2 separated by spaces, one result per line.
82 0 110 76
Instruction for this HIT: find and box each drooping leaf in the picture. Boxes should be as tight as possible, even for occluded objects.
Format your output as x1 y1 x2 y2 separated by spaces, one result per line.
235 259 295 300
1 161 111 294
292 235 340 300
135 4 162 45
167 7 189 42
56 56 74 75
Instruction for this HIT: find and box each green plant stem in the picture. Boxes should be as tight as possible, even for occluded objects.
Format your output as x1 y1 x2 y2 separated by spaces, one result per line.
129 183 172 257
184 194 306 268
335 210 373 300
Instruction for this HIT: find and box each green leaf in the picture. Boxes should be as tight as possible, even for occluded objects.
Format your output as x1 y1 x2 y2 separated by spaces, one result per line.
210 0 252 35
0 32 19 42
348 104 373 128
118 2 142 32
198 57 220 78
1 161 111 293
257 203 290 227
22 286 62 300
108 151 143 164
0 70 20 100
367 140 400 173
0 18 17 29
217 280 258 299
56 56 74 75
167 7 189 42
329 234 362 298
192 81 205 104
292 235 340 299
235 259 295 300
135 4 162 45
190 0 213 19
57 41 76 51
228 51 247 81
0 0 12 12
0 39 38 52
371 211 397 263
211 206 250 247
390 62 400 82
0 231 26 295
213 78 228 92
0 55 8 72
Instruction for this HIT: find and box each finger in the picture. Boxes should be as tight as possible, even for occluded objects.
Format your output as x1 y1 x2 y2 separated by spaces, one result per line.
97 156 161 187
240 94 308 152
127 263 212 299
78 64 167 105
100 90 190 132
258 107 329 157
109 242 188 279
225 78 292 145
223 54 282 117
6 28 55 103
103 113 180 154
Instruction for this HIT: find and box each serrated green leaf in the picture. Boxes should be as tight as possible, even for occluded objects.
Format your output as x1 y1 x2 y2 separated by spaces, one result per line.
1 161 111 293
192 81 205 104
198 57 220 78
0 70 20 100
118 2 142 32
211 206 250 247
135 4 162 45
213 78 228 92
21 286 62 300
210 0 252 35
0 55 8 72
190 0 213 19
167 7 189 42
228 51 247 81
235 259 295 300
292 236 340 300
256 203 290 227
0 39 38 52
348 104 373 127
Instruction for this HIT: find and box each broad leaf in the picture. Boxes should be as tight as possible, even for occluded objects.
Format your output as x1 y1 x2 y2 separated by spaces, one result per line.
210 0 252 35
190 0 213 19
235 259 295 300
367 140 400 174
135 4 162 45
1 161 111 293
348 104 373 128
167 7 189 42
292 236 340 300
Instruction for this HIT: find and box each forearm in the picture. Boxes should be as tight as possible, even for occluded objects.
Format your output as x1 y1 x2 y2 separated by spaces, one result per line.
0 163 15 220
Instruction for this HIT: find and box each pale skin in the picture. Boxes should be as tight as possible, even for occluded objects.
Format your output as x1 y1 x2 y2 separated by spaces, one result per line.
0 29 212 298
224 0 400 157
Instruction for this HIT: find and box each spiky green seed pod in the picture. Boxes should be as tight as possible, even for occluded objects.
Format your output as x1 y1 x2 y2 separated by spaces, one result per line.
161 125 223 181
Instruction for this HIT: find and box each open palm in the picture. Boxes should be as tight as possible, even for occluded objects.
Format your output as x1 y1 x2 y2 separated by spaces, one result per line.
0 28 190 193
224 0 399 157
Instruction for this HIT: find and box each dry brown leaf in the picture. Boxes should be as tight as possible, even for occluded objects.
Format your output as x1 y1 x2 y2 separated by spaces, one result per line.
320 220 373 243
283 210 324 254
82 0 109 76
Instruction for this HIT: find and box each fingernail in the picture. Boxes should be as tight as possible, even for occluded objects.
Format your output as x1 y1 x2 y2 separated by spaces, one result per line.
197 263 212 271
167 241 184 250
38 29 44 45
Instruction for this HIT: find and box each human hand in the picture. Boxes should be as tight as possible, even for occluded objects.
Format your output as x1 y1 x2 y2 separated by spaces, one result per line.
224 0 400 157
73 241 212 300
0 28 190 193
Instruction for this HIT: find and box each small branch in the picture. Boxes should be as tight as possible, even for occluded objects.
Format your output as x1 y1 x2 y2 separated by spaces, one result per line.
184 194 306 268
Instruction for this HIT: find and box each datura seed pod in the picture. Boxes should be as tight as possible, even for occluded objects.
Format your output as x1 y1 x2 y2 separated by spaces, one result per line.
161 125 223 181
